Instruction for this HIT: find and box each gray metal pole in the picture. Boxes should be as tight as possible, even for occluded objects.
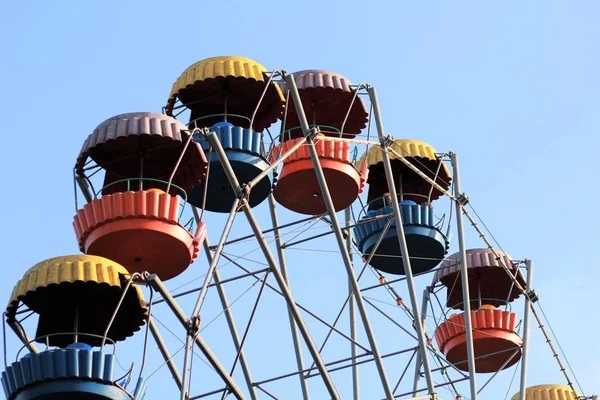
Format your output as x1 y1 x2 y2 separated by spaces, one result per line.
367 86 437 399
450 152 479 400
180 198 240 400
201 235 259 400
268 194 311 400
285 74 394 400
204 131 341 400
8 320 39 354
191 198 240 317
413 289 430 395
145 274 247 400
346 207 360 400
519 260 534 400
149 319 183 391
75 175 93 203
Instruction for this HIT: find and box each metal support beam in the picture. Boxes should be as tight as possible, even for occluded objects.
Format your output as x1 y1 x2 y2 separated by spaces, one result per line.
268 194 311 400
75 175 93 203
412 289 430 395
256 346 417 386
145 274 247 400
201 234 259 400
519 260 534 400
285 74 394 400
148 319 183 391
346 207 360 400
450 152 478 400
8 320 39 354
220 253 369 352
180 198 240 400
212 215 318 249
367 86 437 399
248 137 307 189
205 131 341 400
191 198 239 317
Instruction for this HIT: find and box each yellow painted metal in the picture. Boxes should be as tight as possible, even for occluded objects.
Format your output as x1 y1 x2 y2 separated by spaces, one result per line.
511 384 579 400
6 254 145 316
166 55 284 112
356 138 449 175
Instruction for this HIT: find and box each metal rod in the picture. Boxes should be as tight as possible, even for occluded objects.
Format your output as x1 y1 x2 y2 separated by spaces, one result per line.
101 273 138 348
255 385 279 400
180 200 239 400
286 74 394 400
431 346 522 374
220 253 369 352
74 305 79 343
363 298 418 341
257 346 418 386
307 216 394 375
152 267 270 305
450 152 478 400
189 387 228 400
282 214 393 249
393 349 418 395
368 85 437 399
412 289 430 395
8 320 39 354
282 230 333 249
149 319 183 391
478 348 521 394
139 156 144 191
75 175 93 203
268 194 311 400
213 214 319 248
340 85 363 137
202 235 259 400
395 377 471 399
346 207 360 400
248 137 307 189
145 273 247 400
359 262 448 293
249 71 279 130
166 128 197 194
205 131 341 400
227 269 269 380
519 260 534 400
191 199 239 317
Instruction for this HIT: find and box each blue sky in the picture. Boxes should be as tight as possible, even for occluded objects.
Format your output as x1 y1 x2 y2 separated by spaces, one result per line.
0 1 598 399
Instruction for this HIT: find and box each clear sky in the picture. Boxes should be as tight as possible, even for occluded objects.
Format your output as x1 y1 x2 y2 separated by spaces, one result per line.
0 1 598 399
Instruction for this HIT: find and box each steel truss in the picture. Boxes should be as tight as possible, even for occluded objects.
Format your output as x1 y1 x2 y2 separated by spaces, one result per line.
136 77 533 400
13 71 584 400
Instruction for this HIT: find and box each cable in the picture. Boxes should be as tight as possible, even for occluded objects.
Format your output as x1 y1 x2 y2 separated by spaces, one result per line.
503 358 521 400
536 301 585 395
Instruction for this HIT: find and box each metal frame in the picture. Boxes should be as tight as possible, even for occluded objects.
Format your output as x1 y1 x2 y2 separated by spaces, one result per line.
367 85 437 399
284 74 395 399
204 128 341 399
6 70 589 400
268 194 311 400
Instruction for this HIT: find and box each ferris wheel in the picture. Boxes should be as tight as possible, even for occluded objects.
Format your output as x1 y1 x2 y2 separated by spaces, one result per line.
1 55 595 400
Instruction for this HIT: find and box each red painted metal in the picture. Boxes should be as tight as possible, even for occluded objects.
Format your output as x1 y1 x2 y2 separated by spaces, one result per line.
271 137 367 215
73 190 206 281
434 308 522 373
279 70 368 139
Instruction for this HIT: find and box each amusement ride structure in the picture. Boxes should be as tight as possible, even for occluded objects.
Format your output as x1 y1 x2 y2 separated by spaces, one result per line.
1 56 595 400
